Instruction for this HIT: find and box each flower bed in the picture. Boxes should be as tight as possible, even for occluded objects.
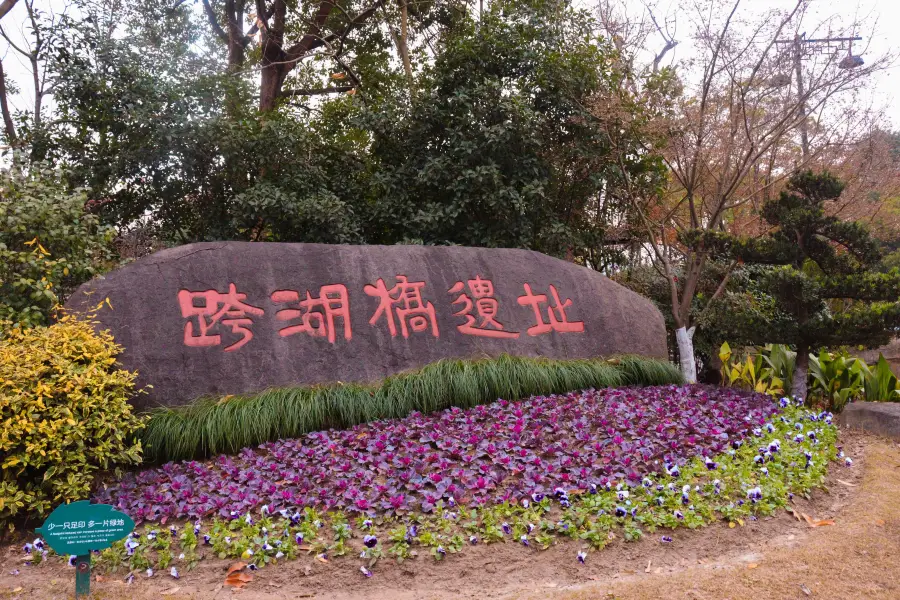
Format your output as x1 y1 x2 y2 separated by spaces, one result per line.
30 385 842 577
98 386 778 520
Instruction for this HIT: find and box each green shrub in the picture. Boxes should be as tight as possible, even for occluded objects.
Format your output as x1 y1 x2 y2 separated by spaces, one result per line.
0 310 145 527
142 354 683 463
0 165 115 328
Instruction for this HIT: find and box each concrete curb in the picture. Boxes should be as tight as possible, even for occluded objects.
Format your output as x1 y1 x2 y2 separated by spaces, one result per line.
838 401 900 441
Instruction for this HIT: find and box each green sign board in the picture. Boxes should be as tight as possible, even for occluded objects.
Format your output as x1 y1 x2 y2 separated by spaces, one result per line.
36 501 134 556
36 501 134 598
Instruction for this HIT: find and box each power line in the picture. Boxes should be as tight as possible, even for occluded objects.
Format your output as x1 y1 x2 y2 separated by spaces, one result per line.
774 33 866 158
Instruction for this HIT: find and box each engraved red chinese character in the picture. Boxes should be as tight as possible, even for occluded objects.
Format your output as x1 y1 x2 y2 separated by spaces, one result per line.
271 285 352 343
364 275 439 338
177 283 264 351
448 276 519 339
516 283 585 336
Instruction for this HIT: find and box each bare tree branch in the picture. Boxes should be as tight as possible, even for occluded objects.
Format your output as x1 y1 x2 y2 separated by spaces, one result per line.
201 0 228 42
0 0 18 22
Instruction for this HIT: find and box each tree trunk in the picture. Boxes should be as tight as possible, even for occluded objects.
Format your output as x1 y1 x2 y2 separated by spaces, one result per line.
259 65 285 112
0 59 16 145
675 326 697 384
791 343 809 402
258 0 288 112
397 0 415 100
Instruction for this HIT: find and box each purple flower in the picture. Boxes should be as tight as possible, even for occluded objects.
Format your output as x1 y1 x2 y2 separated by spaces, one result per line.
170 567 179 579
502 522 512 535
615 506 627 517
90 386 781 527
577 551 587 564
363 535 378 548
360 566 373 578
661 536 672 543
436 546 446 557
68 556 77 567
674 510 684 520
295 532 304 544
469 535 478 545
520 535 529 546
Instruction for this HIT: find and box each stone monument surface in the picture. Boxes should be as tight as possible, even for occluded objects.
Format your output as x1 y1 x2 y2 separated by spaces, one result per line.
66 242 669 408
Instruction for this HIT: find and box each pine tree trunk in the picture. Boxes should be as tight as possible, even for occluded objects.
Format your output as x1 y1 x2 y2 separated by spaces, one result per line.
791 343 809 402
675 326 697 384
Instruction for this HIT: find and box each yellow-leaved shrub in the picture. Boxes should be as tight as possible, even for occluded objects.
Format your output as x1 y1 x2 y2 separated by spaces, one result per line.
0 311 146 527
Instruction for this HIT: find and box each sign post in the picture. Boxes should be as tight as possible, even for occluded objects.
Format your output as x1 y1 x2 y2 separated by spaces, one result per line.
36 501 134 598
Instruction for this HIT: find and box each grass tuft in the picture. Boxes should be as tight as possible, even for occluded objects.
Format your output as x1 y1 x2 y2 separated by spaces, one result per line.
140 354 682 463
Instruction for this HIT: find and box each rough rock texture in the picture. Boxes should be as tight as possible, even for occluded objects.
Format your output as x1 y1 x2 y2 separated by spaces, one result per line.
838 402 900 441
853 339 900 375
66 242 668 408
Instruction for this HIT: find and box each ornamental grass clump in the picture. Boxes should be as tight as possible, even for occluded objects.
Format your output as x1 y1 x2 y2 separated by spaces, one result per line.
141 354 683 463
0 312 146 527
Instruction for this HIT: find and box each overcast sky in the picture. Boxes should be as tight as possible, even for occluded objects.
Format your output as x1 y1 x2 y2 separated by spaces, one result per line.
0 0 897 127
636 0 900 127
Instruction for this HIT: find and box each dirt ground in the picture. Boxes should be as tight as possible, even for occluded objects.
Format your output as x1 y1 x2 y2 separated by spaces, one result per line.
0 428 896 600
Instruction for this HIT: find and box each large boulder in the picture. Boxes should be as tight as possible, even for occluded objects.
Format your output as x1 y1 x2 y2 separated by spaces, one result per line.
66 242 668 408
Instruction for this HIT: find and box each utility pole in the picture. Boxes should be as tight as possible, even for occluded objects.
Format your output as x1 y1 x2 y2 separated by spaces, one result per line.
775 33 863 161
792 35 809 160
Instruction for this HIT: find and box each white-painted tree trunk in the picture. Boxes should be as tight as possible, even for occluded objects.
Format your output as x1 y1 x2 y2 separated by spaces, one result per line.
675 326 697 384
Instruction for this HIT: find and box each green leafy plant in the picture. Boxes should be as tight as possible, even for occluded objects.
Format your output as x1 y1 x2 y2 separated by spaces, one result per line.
809 350 867 411
141 354 683 463
719 342 784 396
760 344 796 393
0 307 146 527
862 355 900 402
